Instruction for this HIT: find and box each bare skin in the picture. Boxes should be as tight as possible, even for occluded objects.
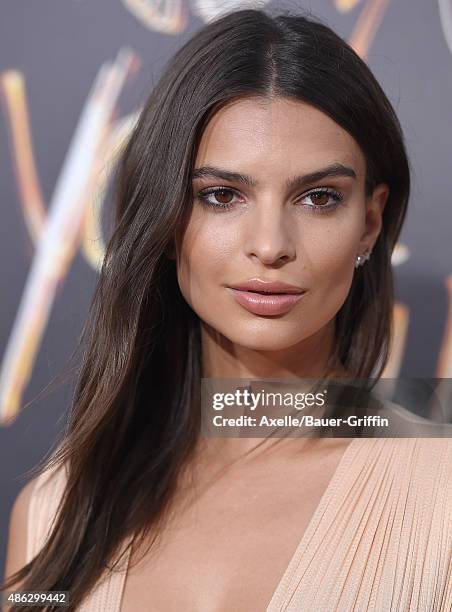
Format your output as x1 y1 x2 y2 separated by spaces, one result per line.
121 437 354 612
120 96 388 611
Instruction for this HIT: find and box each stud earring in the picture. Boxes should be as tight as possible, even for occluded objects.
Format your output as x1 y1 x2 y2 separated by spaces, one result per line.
355 248 372 268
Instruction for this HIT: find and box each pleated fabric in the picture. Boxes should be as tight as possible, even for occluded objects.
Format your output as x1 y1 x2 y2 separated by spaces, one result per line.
266 437 452 611
26 437 452 611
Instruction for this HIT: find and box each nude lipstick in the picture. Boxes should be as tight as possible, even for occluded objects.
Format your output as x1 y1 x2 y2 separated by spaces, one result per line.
227 278 306 316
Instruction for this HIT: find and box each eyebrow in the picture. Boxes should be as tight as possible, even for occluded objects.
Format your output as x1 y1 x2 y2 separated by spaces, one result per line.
191 162 357 190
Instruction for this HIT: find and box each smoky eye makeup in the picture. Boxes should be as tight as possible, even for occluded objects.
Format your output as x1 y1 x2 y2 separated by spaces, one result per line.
194 185 346 214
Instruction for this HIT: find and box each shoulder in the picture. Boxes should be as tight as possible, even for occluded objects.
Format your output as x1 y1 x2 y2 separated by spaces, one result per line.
406 436 452 471
356 437 452 545
4 459 69 584
378 398 452 438
400 438 452 554
355 433 452 505
27 460 69 555
377 435 452 509
4 477 39 585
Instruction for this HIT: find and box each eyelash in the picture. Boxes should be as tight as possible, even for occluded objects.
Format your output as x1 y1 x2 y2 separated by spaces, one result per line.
196 186 344 213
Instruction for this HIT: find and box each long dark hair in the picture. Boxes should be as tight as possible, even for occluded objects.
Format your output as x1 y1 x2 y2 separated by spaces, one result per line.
2 7 410 610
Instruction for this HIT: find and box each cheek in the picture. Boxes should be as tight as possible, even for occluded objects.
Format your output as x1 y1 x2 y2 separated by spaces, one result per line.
176 208 362 328
176 218 236 307
311 229 357 273
305 223 360 308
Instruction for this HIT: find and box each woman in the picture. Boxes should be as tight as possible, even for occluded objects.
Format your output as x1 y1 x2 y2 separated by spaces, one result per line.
3 7 451 612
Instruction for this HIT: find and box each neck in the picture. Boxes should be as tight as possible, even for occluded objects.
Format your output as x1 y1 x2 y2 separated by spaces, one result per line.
200 319 347 380
192 320 350 471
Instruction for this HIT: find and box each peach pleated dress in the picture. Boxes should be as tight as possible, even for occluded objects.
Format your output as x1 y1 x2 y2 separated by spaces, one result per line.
26 435 452 611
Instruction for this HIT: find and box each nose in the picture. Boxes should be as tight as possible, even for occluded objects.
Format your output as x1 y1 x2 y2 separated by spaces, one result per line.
244 202 296 265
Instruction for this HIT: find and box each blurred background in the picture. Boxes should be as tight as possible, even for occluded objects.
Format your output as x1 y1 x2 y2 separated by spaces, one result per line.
1 0 452 578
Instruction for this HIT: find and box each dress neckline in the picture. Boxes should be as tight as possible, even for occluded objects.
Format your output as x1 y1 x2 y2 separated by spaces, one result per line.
265 436 362 610
117 437 362 611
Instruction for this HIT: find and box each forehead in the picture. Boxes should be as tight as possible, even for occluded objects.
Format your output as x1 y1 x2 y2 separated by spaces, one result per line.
195 96 365 178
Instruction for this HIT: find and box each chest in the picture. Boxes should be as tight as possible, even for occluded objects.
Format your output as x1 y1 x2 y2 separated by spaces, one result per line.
120 445 348 612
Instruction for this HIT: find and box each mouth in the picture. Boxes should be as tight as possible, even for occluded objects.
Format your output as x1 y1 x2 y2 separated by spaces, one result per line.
228 287 306 316
240 289 301 295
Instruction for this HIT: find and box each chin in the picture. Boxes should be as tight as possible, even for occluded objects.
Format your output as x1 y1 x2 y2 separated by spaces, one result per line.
238 340 300 352
222 327 306 352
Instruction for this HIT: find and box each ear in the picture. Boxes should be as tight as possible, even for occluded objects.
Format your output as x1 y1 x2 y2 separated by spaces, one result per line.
358 182 390 253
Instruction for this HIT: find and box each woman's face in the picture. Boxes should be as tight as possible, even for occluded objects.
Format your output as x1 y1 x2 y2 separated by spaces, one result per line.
174 96 388 354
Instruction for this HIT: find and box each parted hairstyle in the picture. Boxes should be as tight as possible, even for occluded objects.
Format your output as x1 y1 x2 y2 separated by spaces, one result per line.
2 7 410 610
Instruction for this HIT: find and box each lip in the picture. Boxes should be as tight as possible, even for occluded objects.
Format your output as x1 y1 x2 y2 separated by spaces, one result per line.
229 278 305 294
228 287 306 315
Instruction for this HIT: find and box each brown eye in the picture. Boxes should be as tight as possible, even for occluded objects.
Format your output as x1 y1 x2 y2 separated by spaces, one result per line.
214 189 234 205
309 192 330 207
300 188 344 212
197 187 240 210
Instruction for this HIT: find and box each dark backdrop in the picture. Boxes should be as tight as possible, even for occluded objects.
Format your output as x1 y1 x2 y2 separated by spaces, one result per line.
1 0 451 579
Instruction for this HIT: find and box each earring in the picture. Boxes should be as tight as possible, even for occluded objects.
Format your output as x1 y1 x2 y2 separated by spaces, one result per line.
355 248 372 268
